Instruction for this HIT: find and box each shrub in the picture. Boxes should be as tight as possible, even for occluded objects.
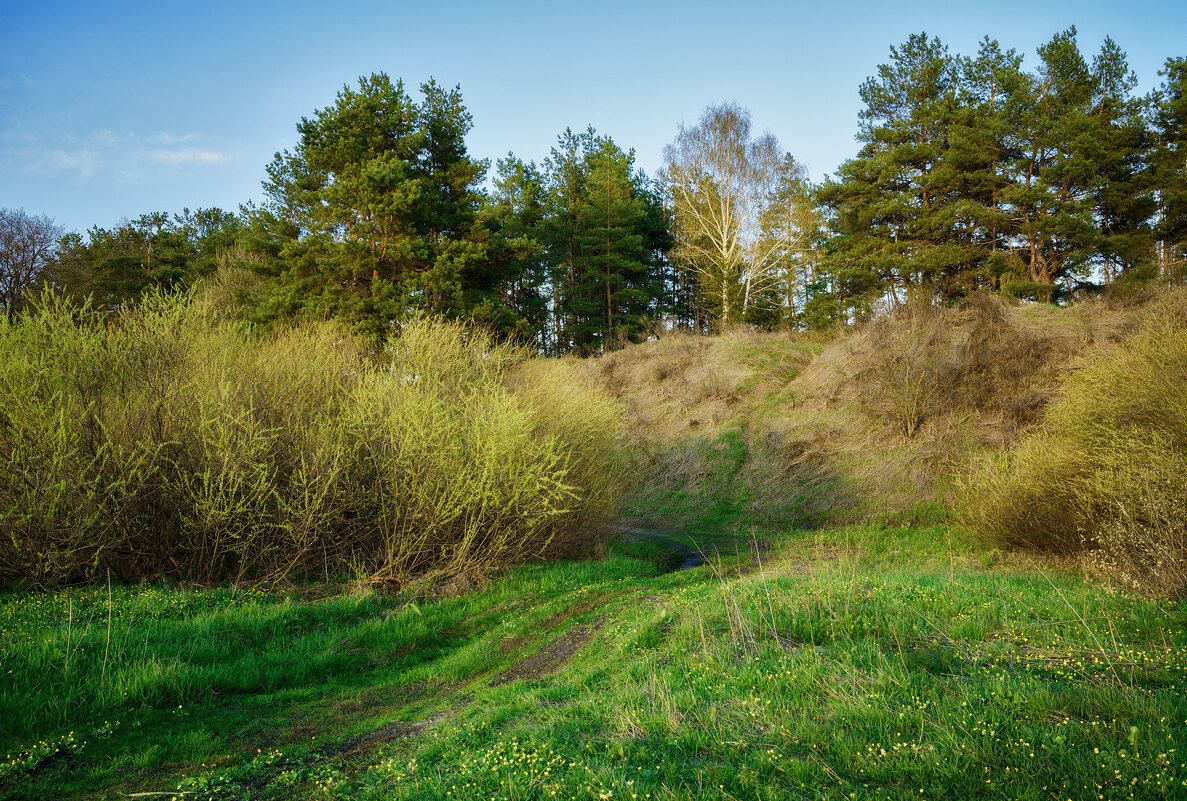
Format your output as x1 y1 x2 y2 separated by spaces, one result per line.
961 309 1187 596
0 291 623 587
858 300 956 438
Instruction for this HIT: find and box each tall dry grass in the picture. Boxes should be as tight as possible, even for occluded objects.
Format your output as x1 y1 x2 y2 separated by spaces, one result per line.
0 289 623 587
961 302 1187 596
592 291 1155 530
584 327 843 529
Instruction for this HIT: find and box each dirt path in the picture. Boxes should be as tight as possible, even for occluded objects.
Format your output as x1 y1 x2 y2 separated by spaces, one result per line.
615 522 764 570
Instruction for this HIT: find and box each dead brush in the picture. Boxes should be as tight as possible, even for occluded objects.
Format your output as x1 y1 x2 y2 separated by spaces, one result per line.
856 300 959 439
814 292 1131 444
648 335 704 383
962 304 1187 597
691 370 739 405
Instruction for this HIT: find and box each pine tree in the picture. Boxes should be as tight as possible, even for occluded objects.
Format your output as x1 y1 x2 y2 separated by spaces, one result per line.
1153 57 1187 279
485 155 551 348
1089 39 1155 280
952 38 1027 290
1000 29 1102 298
255 74 490 337
635 178 686 330
540 128 592 352
572 143 649 349
538 128 659 353
821 29 1162 305
818 34 972 305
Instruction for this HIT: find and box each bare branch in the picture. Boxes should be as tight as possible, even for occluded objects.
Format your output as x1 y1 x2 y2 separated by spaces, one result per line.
0 208 63 316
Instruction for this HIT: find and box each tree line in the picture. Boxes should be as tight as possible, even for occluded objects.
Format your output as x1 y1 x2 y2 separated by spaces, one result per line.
3 27 1184 348
817 27 1187 321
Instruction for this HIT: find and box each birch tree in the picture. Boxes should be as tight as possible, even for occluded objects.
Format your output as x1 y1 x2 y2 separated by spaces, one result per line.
660 103 786 323
759 155 822 324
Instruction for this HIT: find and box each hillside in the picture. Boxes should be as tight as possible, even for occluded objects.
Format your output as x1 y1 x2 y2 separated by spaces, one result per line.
2 289 1186 801
590 292 1154 533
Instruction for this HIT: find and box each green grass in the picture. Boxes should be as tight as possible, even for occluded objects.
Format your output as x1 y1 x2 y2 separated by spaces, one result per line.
3 525 1185 800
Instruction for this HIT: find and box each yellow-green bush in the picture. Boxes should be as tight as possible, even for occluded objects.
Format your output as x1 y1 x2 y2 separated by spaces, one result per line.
962 309 1187 596
0 291 623 586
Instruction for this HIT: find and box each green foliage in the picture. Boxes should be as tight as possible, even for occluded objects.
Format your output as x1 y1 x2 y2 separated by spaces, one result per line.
27 39 1187 346
1153 57 1187 279
47 208 239 307
818 28 1162 309
484 155 551 346
820 34 967 295
246 74 496 338
235 82 677 351
539 128 671 354
962 301 1187 595
0 290 623 586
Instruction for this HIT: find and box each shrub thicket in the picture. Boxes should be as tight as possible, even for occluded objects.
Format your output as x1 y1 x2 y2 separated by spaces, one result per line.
961 306 1187 596
0 291 623 587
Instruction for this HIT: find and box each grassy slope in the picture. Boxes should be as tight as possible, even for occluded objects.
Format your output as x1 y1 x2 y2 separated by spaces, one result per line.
591 296 1144 534
2 527 1185 800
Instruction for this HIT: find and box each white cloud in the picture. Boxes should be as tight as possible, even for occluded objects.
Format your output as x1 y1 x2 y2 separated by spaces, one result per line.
3 130 231 184
144 148 230 165
148 132 199 144
91 129 134 147
20 149 100 179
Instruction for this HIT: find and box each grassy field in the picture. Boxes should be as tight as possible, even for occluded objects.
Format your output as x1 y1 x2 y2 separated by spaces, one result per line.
3 525 1184 800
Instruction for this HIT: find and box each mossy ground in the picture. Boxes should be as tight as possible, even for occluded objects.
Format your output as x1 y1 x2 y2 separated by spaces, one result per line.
3 525 1185 800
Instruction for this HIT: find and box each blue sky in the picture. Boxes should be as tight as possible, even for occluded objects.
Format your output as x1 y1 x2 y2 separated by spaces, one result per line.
3 0 1186 235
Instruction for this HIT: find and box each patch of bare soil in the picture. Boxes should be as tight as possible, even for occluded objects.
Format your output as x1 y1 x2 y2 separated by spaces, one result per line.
331 682 426 715
493 618 603 685
323 711 449 759
263 682 440 749
541 592 615 629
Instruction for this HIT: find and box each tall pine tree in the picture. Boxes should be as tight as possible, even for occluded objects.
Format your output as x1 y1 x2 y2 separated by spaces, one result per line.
1153 57 1187 280
251 74 491 338
539 128 661 353
818 34 971 307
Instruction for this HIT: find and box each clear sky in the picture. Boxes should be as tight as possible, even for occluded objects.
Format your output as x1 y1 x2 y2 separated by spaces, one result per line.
3 0 1186 235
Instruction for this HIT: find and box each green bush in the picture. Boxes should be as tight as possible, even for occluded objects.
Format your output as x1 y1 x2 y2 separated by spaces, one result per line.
961 309 1187 596
0 290 623 586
